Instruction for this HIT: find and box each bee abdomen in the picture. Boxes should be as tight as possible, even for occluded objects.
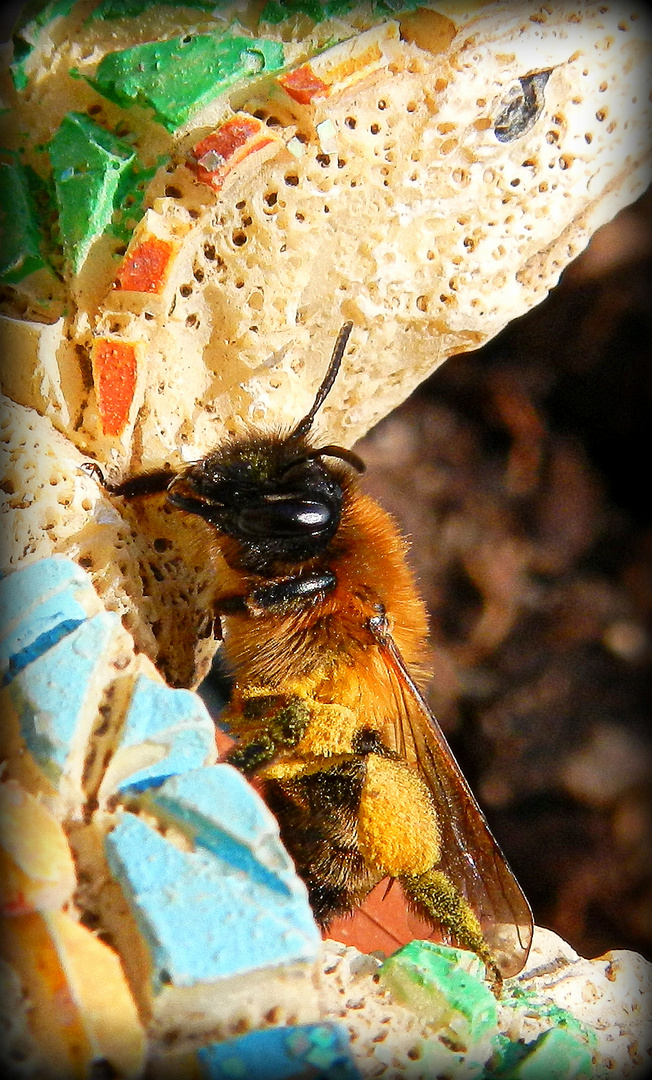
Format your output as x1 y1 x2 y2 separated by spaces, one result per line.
263 763 380 924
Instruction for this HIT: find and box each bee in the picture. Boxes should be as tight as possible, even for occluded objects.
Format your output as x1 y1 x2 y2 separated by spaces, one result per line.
106 322 533 985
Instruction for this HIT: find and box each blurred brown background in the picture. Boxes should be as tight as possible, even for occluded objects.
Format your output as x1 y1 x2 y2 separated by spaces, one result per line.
357 187 652 963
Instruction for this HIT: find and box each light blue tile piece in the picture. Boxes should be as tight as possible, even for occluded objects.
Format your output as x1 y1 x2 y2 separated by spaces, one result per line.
138 766 301 897
7 611 122 786
114 674 216 794
0 556 89 626
1 598 85 686
104 806 320 992
197 1023 360 1080
0 557 96 684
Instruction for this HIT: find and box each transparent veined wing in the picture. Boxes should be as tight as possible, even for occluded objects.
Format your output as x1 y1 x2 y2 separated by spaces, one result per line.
369 615 533 978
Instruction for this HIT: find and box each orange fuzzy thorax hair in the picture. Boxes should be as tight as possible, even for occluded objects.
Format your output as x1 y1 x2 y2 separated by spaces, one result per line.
216 487 429 702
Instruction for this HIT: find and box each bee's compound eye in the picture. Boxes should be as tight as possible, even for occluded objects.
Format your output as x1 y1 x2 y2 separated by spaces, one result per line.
236 499 333 538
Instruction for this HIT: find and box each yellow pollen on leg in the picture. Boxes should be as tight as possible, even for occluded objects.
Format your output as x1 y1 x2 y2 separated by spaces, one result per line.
401 868 499 983
357 754 440 876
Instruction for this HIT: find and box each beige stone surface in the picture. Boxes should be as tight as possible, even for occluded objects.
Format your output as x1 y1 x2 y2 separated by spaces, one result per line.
319 928 652 1078
2 1 650 681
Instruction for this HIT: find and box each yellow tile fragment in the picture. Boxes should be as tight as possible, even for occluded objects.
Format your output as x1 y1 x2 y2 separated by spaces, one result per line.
0 910 146 1079
0 780 76 915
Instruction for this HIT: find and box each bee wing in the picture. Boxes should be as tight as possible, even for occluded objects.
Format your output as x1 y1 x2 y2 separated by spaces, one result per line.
370 619 533 978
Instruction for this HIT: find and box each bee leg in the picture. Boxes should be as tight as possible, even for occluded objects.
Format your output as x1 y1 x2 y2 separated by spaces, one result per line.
400 869 502 992
215 573 336 620
227 733 278 775
357 753 501 989
225 691 312 776
80 462 176 497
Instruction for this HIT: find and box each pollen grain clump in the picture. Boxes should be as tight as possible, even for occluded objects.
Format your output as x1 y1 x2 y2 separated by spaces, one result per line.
358 754 440 877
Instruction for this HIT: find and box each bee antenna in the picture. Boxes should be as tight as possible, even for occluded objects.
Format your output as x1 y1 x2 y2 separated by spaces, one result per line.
292 321 354 439
278 444 366 479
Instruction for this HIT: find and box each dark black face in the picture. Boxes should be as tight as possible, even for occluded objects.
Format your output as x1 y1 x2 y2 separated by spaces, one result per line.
167 433 353 573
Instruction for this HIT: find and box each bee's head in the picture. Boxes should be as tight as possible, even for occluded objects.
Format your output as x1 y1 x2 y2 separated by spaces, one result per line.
167 323 364 570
